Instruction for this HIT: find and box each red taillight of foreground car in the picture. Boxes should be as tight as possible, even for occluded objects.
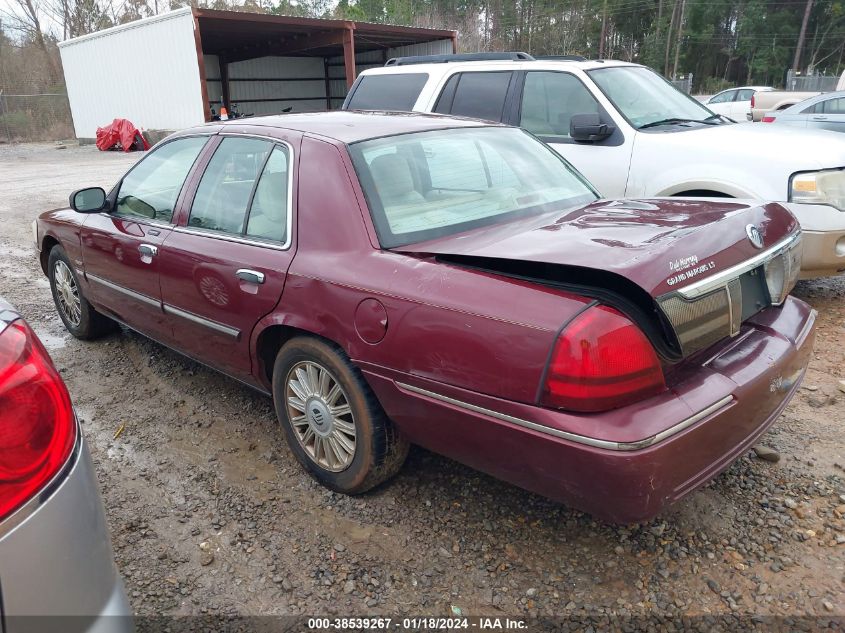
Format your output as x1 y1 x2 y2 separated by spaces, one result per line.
761 116 776 123
541 306 666 413
0 321 76 522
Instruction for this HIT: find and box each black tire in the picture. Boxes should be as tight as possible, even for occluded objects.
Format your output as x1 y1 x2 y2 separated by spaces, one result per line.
48 246 115 339
272 336 409 494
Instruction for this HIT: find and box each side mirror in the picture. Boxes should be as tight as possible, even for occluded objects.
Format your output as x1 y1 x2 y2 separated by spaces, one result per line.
69 187 107 213
570 113 615 143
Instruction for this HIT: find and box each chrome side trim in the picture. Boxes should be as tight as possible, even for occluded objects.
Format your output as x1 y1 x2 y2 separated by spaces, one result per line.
162 304 240 340
172 226 291 251
100 311 270 396
396 381 734 452
676 231 801 300
87 274 160 308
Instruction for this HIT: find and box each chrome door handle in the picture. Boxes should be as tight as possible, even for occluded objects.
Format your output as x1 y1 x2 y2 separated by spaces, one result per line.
139 244 158 256
236 269 265 284
811 115 828 121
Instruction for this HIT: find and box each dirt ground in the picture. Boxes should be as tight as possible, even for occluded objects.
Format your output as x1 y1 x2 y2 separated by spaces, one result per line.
1 143 844 626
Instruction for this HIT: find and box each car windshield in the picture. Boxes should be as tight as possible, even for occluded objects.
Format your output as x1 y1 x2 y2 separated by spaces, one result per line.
588 66 719 129
348 126 598 248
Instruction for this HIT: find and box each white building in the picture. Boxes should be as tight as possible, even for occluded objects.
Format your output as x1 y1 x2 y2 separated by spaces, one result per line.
59 7 455 139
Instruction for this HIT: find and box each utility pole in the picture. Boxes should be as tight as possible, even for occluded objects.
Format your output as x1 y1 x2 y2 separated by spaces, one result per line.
599 0 608 58
672 0 686 79
664 0 678 77
792 0 814 72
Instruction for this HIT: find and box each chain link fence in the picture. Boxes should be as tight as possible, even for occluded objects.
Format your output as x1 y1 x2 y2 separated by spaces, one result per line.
785 70 840 92
0 92 74 143
669 74 693 94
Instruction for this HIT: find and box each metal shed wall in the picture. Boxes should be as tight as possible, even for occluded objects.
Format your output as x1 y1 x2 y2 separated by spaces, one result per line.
327 39 453 102
59 8 205 138
205 55 329 115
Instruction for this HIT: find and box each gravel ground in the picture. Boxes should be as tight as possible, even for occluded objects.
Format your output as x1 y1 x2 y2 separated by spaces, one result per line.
1 143 844 626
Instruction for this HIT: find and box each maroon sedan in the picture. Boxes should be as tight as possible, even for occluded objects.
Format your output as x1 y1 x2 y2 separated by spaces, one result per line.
36 112 814 523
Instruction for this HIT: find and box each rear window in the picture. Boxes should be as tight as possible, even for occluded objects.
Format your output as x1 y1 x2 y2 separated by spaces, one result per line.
345 74 428 111
348 126 598 248
434 72 513 122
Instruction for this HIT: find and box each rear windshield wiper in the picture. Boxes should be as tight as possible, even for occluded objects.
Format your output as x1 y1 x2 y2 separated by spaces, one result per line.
639 117 719 129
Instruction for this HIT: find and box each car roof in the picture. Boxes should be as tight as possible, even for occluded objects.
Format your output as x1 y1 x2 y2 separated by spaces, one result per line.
359 58 638 76
196 111 494 144
714 86 772 94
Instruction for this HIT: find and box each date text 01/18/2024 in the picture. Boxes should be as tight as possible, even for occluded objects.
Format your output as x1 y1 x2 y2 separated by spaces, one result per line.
306 617 528 630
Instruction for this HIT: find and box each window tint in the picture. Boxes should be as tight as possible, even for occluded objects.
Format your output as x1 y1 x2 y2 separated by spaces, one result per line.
823 98 845 114
115 136 208 222
346 73 428 111
246 147 290 242
441 72 512 122
520 72 600 140
189 137 273 235
736 89 754 101
708 91 734 104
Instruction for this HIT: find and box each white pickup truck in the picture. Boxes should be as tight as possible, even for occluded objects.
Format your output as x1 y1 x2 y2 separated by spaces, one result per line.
750 70 845 121
344 56 845 278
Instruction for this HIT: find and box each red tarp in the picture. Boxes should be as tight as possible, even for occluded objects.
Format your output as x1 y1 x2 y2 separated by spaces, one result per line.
95 118 150 152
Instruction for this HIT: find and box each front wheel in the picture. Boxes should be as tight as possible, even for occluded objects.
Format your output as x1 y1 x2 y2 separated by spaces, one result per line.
48 246 115 339
272 336 408 494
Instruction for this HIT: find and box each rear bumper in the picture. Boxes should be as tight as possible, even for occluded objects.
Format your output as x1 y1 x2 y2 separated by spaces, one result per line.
0 434 133 633
365 297 816 524
782 202 845 278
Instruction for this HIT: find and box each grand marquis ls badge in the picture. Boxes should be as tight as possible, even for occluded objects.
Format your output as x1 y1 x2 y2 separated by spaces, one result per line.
746 224 764 249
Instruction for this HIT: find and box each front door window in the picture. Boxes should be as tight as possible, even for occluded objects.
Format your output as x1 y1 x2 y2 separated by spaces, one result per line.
520 71 601 141
115 136 208 222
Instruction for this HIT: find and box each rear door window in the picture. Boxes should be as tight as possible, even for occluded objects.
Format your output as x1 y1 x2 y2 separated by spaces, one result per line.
823 98 845 114
434 72 513 122
736 89 754 101
346 74 428 111
188 137 273 235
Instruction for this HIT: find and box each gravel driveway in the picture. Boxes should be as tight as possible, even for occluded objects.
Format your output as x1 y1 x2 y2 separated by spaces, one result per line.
1 143 843 627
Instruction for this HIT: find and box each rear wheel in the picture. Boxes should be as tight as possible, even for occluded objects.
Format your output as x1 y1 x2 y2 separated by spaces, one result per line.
48 246 115 339
272 336 408 494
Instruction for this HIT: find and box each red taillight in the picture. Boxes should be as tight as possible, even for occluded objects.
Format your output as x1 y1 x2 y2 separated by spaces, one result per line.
0 320 76 522
541 306 666 413
761 116 776 123
750 94 755 108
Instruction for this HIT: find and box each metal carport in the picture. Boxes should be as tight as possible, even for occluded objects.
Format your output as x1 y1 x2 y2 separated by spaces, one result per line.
59 8 455 139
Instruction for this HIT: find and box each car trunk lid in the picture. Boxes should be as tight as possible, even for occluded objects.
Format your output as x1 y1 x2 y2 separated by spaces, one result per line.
392 198 802 359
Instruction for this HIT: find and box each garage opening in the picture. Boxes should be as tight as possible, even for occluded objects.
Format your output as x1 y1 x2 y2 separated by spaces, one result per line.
194 9 456 121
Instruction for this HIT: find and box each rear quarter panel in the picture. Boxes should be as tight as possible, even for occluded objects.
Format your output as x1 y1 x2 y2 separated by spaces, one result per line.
255 135 593 404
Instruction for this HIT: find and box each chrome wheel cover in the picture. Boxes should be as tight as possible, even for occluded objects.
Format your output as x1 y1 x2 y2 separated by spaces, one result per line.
285 361 357 472
54 260 82 327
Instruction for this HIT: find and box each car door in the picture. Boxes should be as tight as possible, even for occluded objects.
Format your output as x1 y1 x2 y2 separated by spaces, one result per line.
80 135 211 339
706 90 735 117
514 70 632 197
157 133 299 379
732 89 754 120
808 97 845 133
